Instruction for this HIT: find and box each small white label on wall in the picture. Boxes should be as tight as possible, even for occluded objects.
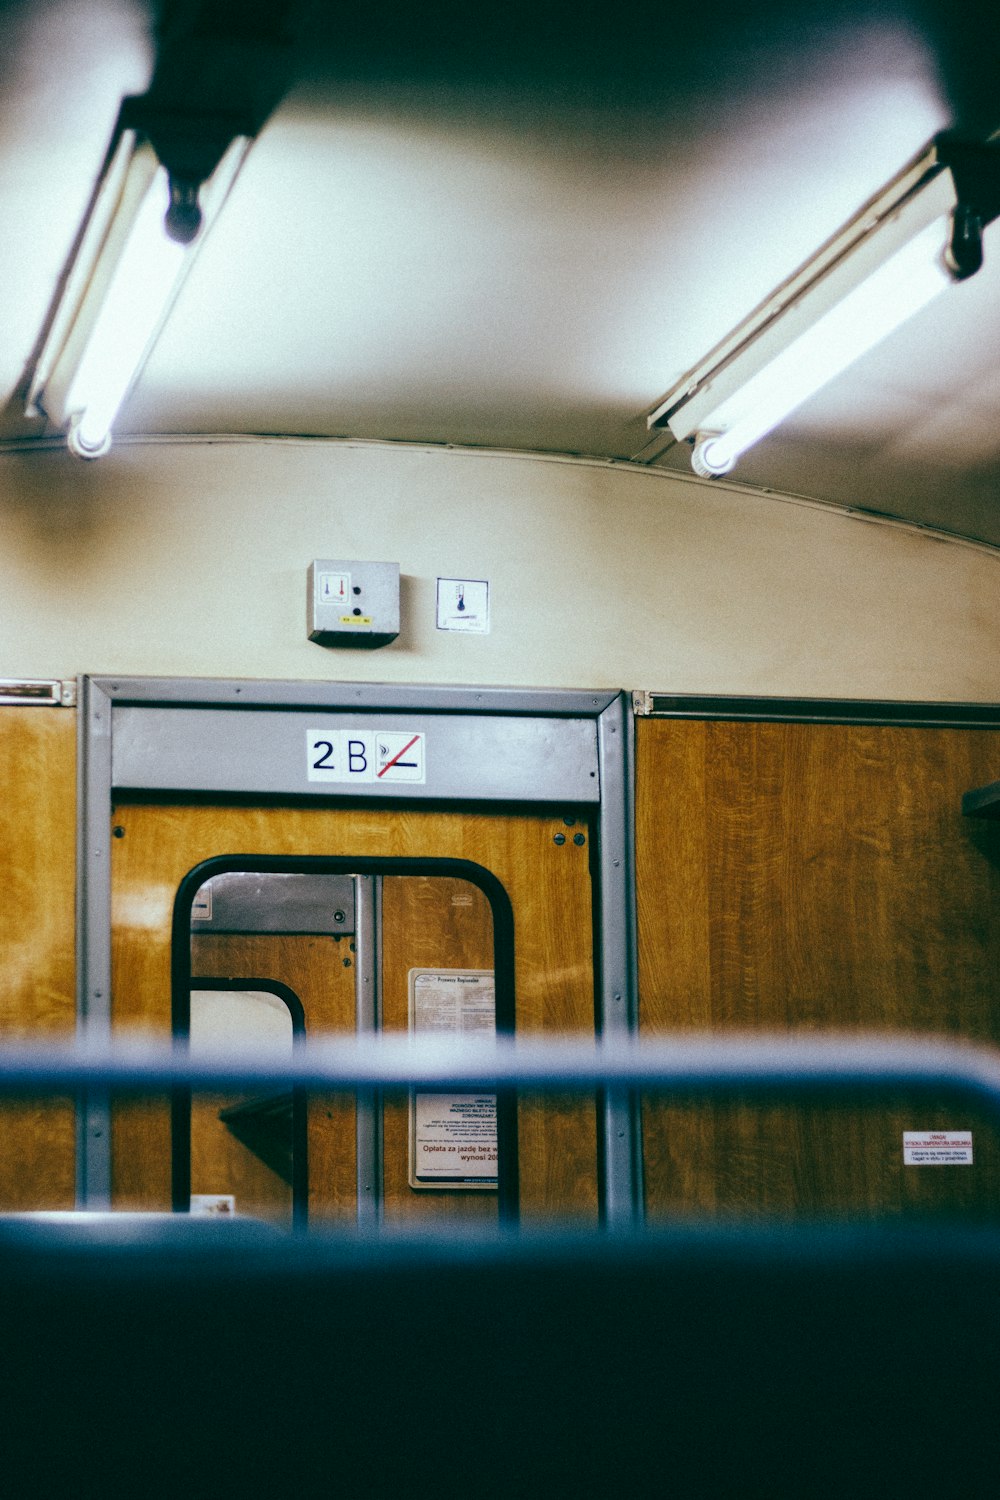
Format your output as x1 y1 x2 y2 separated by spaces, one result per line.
306 729 426 784
903 1131 974 1165
190 1194 237 1215
437 578 490 633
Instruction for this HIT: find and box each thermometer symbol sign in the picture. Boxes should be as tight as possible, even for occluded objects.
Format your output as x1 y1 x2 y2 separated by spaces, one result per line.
319 571 350 602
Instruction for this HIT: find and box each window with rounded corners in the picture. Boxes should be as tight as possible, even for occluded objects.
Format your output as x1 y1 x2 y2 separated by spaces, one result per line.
172 856 517 1226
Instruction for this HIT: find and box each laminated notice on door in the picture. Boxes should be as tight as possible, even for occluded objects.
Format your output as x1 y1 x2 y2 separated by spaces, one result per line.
903 1131 974 1165
408 969 497 1190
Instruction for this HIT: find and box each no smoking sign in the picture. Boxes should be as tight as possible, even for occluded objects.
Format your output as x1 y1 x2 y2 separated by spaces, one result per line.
375 731 425 781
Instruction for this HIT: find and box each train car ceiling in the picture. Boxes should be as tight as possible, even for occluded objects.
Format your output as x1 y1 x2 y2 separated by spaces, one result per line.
0 0 998 541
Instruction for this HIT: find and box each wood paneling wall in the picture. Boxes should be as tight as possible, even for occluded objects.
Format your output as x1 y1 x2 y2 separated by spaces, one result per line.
8 703 996 1222
0 708 76 1207
637 718 1000 1220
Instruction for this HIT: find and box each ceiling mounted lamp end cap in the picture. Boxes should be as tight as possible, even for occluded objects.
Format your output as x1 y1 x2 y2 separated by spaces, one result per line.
164 175 204 246
944 202 984 281
67 415 112 461
691 433 735 479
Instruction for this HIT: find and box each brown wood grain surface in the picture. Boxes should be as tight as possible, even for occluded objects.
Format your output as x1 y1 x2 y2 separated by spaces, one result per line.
380 875 497 1224
189 1086 293 1222
191 932 358 1223
637 718 1000 1220
110 800 597 1219
0 709 76 1208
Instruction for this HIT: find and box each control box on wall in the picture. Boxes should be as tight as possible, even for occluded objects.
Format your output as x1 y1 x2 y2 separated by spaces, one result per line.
307 560 400 648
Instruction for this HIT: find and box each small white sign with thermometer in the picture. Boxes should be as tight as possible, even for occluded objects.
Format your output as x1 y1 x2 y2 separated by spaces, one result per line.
437 577 490 633
317 570 351 608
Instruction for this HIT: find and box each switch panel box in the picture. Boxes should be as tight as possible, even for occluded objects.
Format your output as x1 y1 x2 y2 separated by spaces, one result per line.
307 560 400 648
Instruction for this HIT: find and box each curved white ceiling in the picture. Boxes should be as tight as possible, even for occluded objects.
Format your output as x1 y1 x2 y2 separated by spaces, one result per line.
2 0 999 544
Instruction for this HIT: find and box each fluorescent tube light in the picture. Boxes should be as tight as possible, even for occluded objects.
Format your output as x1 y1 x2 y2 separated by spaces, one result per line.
28 121 250 459
648 134 1000 477
63 164 186 456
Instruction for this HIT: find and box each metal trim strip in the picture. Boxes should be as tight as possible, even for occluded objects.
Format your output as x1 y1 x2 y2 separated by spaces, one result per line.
77 677 113 1208
90 676 619 718
635 692 1000 729
0 678 66 706
596 696 643 1226
354 875 381 1228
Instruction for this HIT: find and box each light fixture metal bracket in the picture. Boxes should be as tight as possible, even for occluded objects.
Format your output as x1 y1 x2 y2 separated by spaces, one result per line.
117 95 256 206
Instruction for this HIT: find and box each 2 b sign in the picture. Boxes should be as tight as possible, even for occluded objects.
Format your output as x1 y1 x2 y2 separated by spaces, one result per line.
306 728 426 785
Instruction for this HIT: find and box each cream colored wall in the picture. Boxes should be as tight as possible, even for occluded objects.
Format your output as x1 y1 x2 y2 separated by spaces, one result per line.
2 437 999 699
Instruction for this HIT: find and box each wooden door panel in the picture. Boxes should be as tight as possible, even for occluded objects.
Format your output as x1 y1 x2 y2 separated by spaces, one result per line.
637 718 1000 1220
111 800 596 1220
0 709 76 1208
381 875 497 1224
190 933 357 1223
189 1081 292 1223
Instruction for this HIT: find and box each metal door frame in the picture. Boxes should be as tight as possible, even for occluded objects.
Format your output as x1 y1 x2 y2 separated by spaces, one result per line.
77 677 639 1221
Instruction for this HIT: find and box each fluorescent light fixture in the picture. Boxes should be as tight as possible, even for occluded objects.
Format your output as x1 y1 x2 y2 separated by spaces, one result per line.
27 121 250 459
648 134 1000 477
